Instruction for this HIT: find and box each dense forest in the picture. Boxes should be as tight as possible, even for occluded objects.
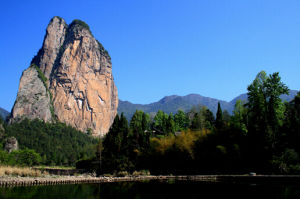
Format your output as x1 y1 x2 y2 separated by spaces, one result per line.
0 118 98 166
91 71 300 175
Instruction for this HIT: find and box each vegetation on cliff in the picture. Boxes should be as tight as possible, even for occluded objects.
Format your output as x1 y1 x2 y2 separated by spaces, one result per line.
32 64 56 120
69 19 91 33
69 19 111 60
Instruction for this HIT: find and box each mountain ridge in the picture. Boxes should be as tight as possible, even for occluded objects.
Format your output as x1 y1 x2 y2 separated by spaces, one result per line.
0 107 9 120
118 90 299 120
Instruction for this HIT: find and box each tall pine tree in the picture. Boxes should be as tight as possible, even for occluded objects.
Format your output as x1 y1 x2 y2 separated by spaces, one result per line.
216 102 223 129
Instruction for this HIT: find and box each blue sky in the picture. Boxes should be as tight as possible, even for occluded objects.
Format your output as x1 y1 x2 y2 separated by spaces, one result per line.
1 0 300 111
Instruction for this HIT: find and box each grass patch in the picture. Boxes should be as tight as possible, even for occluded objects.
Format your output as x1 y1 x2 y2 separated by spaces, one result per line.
33 166 75 170
0 166 48 177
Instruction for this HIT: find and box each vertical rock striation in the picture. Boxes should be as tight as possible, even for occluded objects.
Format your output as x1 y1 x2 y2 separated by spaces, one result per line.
10 16 118 137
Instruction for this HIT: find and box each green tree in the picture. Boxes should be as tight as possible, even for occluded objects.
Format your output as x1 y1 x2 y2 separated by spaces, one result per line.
130 110 147 148
284 92 300 155
190 106 214 130
191 113 201 130
215 102 223 129
204 109 215 130
153 110 168 134
96 139 103 173
130 110 150 133
10 149 42 166
102 114 134 172
264 72 289 146
246 71 269 133
103 115 121 154
174 110 189 131
119 113 130 150
231 100 247 135
247 71 289 148
222 110 231 125
142 112 150 132
166 113 176 134
246 71 289 171
127 110 151 167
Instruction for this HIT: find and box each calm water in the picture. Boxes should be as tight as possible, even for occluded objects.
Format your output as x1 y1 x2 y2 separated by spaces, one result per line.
0 180 299 199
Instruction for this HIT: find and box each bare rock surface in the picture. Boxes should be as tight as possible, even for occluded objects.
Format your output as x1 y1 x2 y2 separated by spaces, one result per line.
32 16 67 80
4 137 19 153
10 66 52 123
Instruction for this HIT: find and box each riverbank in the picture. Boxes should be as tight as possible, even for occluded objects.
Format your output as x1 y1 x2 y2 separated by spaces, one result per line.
1 175 300 187
0 175 167 187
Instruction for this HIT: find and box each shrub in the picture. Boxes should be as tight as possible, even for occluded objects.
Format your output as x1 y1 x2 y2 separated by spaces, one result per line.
10 149 42 166
116 171 129 177
132 170 150 176
69 19 91 33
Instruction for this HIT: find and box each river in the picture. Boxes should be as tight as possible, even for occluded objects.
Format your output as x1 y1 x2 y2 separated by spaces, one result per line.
0 180 299 199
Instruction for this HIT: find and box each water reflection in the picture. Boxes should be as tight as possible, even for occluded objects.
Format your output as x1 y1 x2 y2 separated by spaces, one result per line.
0 181 299 199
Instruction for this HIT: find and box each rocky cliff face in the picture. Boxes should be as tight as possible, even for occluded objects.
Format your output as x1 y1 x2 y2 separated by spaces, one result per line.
11 16 118 137
33 17 67 80
10 66 52 123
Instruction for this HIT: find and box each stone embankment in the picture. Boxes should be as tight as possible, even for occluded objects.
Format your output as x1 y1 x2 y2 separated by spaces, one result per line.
1 175 300 187
0 175 167 187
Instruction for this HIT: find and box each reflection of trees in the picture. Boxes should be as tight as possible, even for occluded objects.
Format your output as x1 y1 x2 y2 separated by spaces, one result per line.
0 184 98 199
0 181 300 199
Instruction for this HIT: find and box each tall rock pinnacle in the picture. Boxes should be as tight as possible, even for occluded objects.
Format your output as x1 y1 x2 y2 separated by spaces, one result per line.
33 17 67 80
11 16 118 137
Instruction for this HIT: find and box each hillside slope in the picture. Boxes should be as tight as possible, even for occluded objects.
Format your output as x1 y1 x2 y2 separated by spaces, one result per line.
0 107 9 120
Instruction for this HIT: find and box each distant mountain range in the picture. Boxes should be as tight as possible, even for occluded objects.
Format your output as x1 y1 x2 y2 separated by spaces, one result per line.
0 107 9 120
118 90 299 120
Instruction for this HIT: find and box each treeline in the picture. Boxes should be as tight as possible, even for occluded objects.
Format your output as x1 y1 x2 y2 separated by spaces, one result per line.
2 119 98 166
0 149 41 166
0 118 42 166
95 71 300 174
